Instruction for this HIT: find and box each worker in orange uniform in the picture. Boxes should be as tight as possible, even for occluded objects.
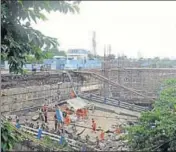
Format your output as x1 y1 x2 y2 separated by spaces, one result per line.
83 108 88 119
100 130 105 141
70 90 75 98
80 109 84 119
42 104 48 113
76 109 80 119
92 119 96 133
64 114 71 126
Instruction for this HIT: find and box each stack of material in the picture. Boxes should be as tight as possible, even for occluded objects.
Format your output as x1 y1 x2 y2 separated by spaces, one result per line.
66 97 88 110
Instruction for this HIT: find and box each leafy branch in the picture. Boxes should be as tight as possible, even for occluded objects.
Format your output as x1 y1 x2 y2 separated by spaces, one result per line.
1 0 80 73
125 79 176 151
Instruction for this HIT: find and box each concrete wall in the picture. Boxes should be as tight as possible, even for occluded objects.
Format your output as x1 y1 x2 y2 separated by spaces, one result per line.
1 72 100 114
1 68 176 114
109 68 176 98
78 68 176 102
1 82 77 114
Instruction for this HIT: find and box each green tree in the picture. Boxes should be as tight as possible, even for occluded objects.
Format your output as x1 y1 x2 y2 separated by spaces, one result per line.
126 79 176 151
47 48 67 58
1 121 21 151
26 51 54 64
1 0 80 73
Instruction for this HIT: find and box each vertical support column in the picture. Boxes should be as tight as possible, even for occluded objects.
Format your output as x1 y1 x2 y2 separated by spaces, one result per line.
130 69 133 100
102 45 110 98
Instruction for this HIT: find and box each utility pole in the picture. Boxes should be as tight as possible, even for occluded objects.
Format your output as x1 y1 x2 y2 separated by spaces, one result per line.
108 44 112 55
92 31 96 57
103 44 110 98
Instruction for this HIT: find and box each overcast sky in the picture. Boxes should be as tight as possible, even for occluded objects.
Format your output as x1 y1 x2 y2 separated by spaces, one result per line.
32 1 176 58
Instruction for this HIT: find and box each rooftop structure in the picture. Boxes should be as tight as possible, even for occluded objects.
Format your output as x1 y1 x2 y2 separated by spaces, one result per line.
67 49 90 60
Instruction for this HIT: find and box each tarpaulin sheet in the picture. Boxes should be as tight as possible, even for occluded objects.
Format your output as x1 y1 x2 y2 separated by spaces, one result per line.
67 97 88 110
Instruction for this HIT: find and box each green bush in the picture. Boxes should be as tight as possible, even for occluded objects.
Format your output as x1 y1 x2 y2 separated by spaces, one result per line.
125 79 176 151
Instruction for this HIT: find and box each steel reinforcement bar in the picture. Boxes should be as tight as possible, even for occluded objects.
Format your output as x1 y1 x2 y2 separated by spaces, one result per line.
73 71 156 101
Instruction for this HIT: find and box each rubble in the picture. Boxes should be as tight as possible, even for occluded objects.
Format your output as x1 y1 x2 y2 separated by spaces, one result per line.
10 98 136 151
32 115 39 121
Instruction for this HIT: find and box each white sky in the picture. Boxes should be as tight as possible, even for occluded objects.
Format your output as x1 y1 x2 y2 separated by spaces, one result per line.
32 1 176 58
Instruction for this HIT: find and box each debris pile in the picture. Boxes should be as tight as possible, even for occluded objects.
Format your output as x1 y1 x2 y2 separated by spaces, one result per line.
8 97 138 151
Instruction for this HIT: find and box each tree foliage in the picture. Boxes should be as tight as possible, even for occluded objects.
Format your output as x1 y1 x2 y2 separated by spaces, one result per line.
1 0 80 73
26 51 54 64
1 121 21 151
126 79 176 151
48 48 67 57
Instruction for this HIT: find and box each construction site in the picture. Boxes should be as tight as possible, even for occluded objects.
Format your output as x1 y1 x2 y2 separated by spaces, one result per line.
2 1 176 151
1 55 176 151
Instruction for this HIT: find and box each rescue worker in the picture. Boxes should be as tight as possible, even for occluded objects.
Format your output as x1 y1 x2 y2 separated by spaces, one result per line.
44 109 48 123
58 121 61 130
42 104 47 112
76 109 81 119
92 119 96 132
85 108 88 119
100 130 105 141
57 108 62 130
61 122 65 135
80 109 84 119
70 90 75 98
64 114 71 126
54 114 58 131
83 108 88 119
